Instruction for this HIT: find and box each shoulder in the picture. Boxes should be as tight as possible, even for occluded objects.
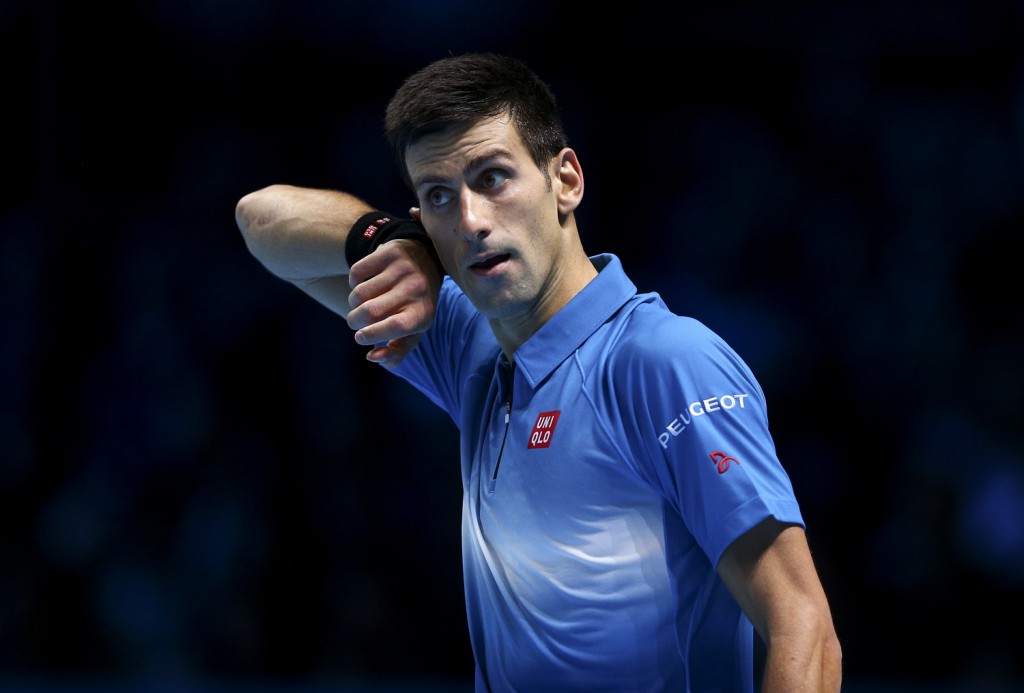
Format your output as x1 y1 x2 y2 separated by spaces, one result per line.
601 295 762 399
613 296 729 365
435 276 480 326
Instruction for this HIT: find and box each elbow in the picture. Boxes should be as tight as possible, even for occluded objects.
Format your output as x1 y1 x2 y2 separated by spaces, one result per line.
235 186 287 274
235 186 279 244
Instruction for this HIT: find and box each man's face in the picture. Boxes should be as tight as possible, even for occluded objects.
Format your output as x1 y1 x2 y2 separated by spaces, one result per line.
406 114 566 327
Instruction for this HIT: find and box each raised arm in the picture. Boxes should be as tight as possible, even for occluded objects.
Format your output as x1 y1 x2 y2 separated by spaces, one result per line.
236 184 370 315
717 519 843 692
235 184 442 368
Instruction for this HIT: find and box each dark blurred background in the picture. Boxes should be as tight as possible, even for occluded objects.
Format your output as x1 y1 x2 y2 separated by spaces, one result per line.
3 0 1023 691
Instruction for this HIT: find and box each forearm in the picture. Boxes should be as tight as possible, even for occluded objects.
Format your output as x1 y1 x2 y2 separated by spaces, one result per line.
718 522 843 692
235 184 442 363
760 630 843 692
235 183 373 284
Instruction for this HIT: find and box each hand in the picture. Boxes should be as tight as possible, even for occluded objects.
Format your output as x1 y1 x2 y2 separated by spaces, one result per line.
346 236 442 369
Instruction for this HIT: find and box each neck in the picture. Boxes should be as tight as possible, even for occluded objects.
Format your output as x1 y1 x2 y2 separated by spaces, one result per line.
490 248 598 359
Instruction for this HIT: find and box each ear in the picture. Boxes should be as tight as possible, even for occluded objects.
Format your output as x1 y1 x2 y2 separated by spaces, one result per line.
554 148 584 216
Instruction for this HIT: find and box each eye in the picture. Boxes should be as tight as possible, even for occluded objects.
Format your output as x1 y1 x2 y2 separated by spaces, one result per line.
426 187 454 208
480 169 508 190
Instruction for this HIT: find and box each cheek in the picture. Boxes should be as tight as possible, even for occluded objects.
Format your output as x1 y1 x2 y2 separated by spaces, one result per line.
420 213 448 243
428 230 461 268
524 196 556 237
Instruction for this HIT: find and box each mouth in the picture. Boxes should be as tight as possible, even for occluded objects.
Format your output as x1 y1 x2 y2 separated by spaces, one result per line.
468 253 511 274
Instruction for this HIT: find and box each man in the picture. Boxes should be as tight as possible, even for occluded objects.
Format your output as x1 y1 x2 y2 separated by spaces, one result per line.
235 52 842 691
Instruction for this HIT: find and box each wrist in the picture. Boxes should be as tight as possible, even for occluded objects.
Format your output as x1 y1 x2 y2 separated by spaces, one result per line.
345 211 444 276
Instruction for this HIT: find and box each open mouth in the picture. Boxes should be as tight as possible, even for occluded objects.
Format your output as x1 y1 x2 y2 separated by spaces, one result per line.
470 254 511 270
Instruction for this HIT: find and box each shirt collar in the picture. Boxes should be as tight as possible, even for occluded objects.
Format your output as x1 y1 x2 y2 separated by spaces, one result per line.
512 253 636 388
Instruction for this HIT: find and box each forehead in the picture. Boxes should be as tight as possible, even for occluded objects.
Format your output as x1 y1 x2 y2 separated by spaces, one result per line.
405 114 529 186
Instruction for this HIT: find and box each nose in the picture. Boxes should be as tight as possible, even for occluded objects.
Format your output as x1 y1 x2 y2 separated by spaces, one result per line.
454 189 488 241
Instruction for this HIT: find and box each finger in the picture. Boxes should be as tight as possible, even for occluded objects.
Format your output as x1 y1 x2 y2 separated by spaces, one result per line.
353 307 427 345
348 254 377 289
366 334 422 369
348 264 434 336
348 245 400 289
365 344 391 363
347 254 414 315
347 270 392 313
347 279 411 334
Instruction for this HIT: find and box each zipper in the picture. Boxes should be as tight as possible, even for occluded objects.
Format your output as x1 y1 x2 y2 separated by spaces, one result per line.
492 398 512 481
492 361 515 481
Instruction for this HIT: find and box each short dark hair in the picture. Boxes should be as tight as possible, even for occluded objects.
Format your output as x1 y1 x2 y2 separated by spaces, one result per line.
384 53 569 192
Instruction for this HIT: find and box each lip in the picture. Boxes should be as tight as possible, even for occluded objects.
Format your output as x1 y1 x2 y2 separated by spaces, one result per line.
467 252 512 277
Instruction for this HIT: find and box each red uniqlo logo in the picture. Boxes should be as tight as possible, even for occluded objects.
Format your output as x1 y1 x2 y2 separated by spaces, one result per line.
528 410 560 449
362 216 391 239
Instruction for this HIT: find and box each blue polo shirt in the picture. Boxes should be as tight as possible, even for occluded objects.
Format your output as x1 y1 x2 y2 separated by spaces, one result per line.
393 253 803 692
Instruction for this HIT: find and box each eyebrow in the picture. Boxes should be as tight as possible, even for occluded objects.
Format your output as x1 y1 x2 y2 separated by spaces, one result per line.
414 146 516 190
465 147 515 175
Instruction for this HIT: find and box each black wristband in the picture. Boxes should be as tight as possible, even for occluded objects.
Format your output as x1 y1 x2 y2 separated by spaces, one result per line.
345 210 444 275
